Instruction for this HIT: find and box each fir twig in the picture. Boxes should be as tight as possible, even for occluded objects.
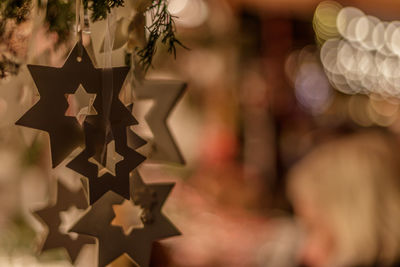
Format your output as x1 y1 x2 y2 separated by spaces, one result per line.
0 0 30 78
0 0 185 78
45 0 74 45
83 0 125 22
137 0 188 72
1 0 31 23
0 54 20 78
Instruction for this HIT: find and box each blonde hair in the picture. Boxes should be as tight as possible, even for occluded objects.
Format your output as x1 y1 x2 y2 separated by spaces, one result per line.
287 131 400 266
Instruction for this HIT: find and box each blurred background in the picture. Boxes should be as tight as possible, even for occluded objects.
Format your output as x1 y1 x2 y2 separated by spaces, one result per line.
2 0 400 266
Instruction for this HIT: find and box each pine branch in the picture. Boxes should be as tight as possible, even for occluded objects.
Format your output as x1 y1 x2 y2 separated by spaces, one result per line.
0 55 20 78
0 0 185 78
1 0 31 23
83 0 125 22
45 0 74 45
0 0 30 78
137 0 188 72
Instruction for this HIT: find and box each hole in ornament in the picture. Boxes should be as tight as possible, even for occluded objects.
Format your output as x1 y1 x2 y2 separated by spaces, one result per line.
59 206 86 240
76 56 82 62
88 140 124 177
111 199 144 235
65 84 97 124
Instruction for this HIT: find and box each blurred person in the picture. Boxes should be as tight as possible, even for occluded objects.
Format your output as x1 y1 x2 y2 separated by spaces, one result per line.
287 130 400 267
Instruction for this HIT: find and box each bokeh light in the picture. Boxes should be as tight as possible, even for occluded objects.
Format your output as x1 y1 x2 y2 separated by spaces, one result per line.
313 1 342 44
319 5 400 99
168 0 209 28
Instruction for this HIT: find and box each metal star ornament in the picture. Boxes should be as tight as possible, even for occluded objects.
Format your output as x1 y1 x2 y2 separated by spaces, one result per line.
67 122 146 204
134 80 187 164
34 181 95 263
70 171 180 267
16 42 138 167
16 44 87 167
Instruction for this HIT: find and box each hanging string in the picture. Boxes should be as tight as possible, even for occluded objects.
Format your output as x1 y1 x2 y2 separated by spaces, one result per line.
75 0 83 61
83 6 91 34
100 9 117 164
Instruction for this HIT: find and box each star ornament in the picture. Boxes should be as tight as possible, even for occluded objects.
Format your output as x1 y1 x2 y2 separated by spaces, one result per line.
67 123 146 204
70 171 180 267
34 181 95 263
16 42 136 167
133 80 187 164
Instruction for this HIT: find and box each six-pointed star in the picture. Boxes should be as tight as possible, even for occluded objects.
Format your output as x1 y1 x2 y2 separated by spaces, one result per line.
65 84 97 124
16 45 87 167
133 80 187 164
19 42 184 267
55 44 147 204
18 42 146 204
70 171 180 267
17 43 137 167
67 123 146 204
34 181 95 263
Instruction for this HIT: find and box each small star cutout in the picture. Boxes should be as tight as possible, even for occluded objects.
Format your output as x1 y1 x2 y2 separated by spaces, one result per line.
65 84 97 124
88 140 124 177
111 199 144 235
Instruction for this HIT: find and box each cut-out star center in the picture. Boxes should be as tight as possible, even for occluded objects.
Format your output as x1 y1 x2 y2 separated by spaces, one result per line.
59 206 87 240
65 84 97 124
111 200 144 235
88 140 124 177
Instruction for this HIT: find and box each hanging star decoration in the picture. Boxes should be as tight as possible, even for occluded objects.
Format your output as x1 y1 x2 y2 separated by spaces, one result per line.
70 171 180 267
18 33 185 264
16 45 87 167
17 42 147 204
34 181 95 263
133 80 187 164
62 44 146 204
67 121 146 204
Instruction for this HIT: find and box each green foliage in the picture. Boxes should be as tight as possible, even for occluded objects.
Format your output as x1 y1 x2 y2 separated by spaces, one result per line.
45 0 74 44
0 0 185 77
0 55 20 78
83 0 125 22
137 0 187 71
1 0 32 23
0 0 31 78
